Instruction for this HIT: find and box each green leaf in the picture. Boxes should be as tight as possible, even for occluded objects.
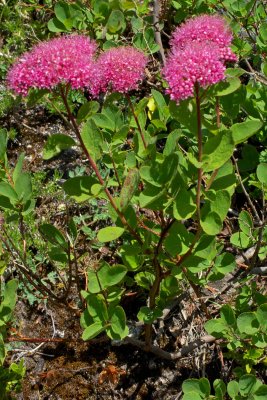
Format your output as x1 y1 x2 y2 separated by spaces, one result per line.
107 305 129 339
227 380 239 399
262 62 267 77
151 89 169 121
48 247 68 263
208 190 231 221
231 119 263 145
212 76 241 96
253 385 267 400
257 163 267 185
100 264 127 288
86 294 108 322
173 188 196 220
120 168 140 211
47 17 68 32
27 88 50 107
88 263 128 292
169 99 197 133
81 118 103 162
220 305 236 326
164 222 194 256
210 252 236 280
163 129 181 156
1 279 18 314
39 223 68 250
82 321 106 340
140 153 178 187
202 130 235 172
135 271 155 290
137 306 162 324
256 304 267 329
239 375 257 397
133 27 160 54
214 379 226 400
237 312 260 335
138 184 167 210
87 269 101 294
182 378 210 398
97 226 125 242
92 112 115 131
259 22 267 41
200 211 222 235
0 195 16 211
13 153 25 184
14 172 32 203
0 336 6 365
77 101 99 124
182 393 202 400
63 176 98 202
239 210 253 236
204 318 229 338
230 232 251 249
0 182 18 203
211 160 236 193
0 129 7 160
107 10 126 33
43 134 76 160
194 235 217 261
54 1 71 23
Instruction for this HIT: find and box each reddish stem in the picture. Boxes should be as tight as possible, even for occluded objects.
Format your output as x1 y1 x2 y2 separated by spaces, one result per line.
59 86 142 245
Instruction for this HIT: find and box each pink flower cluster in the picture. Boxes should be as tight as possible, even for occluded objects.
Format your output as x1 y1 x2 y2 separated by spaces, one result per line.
7 35 97 96
91 46 148 96
170 14 236 62
164 43 226 102
7 35 148 97
163 14 237 103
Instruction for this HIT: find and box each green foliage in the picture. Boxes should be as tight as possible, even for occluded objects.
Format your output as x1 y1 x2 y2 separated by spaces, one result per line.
182 375 267 400
0 279 25 398
1 0 267 396
205 295 267 374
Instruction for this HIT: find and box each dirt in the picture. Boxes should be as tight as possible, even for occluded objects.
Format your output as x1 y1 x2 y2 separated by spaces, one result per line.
12 295 219 400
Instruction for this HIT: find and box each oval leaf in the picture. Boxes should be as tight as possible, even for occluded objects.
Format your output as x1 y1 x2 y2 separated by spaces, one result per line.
231 119 262 145
97 227 125 242
237 312 260 335
43 134 76 160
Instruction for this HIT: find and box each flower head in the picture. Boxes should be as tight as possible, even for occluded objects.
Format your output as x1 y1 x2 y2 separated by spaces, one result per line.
163 42 226 103
7 35 97 96
91 46 147 96
170 14 236 62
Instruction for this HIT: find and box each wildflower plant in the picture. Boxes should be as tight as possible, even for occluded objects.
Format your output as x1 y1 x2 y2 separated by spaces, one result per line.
2 9 267 385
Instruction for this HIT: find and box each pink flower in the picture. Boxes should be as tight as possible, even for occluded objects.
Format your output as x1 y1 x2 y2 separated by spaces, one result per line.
163 42 226 103
7 35 97 96
91 46 148 96
170 14 236 62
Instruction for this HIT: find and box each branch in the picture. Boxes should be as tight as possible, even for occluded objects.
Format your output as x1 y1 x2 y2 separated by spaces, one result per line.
153 0 166 65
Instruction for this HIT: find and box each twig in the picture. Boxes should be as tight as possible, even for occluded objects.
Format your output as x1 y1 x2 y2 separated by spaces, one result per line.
244 59 267 86
232 156 261 224
153 0 166 65
124 335 216 361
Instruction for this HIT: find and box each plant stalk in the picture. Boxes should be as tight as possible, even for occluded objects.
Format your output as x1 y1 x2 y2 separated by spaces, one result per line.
195 82 203 224
125 93 147 149
59 86 142 245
